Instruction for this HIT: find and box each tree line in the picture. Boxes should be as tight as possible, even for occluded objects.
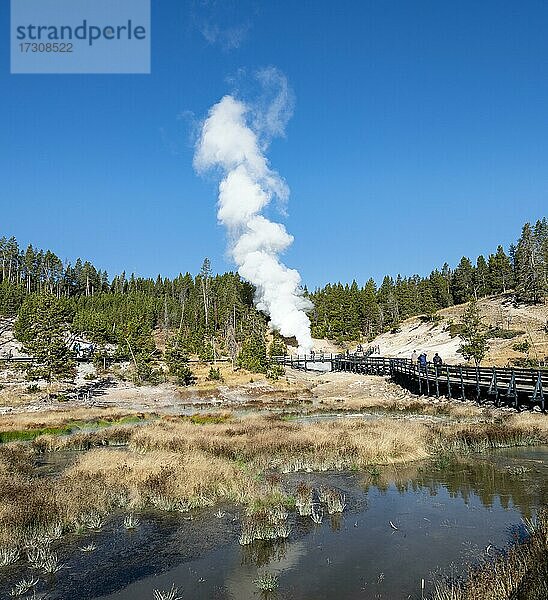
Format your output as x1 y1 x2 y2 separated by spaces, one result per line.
1 218 546 375
308 218 547 342
0 240 270 378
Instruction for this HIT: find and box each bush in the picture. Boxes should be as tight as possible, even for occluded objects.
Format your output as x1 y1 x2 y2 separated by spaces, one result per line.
26 383 40 394
446 321 464 338
132 360 164 386
488 327 524 339
206 367 224 382
513 340 531 353
267 363 285 380
93 350 111 371
419 313 443 324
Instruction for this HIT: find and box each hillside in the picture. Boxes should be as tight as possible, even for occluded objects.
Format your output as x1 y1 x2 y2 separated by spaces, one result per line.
371 294 547 366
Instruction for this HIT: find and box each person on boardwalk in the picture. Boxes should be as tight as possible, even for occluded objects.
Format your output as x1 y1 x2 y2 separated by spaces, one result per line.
433 352 442 367
411 350 418 363
418 353 427 371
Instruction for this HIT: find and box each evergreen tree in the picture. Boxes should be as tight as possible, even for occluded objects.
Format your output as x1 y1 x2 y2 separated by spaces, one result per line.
514 222 546 302
457 299 489 366
361 278 380 339
14 294 76 383
268 333 288 357
487 245 513 293
165 334 194 385
238 334 268 373
452 257 476 303
474 255 489 298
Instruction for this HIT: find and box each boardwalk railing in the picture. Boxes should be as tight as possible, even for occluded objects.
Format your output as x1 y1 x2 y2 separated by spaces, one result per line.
273 353 547 412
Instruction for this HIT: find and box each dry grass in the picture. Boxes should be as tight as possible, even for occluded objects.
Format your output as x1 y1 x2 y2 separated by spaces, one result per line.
128 414 431 470
509 411 548 438
322 395 483 418
431 508 548 600
31 425 134 452
0 404 544 554
0 408 144 432
185 361 309 394
65 448 256 509
0 445 257 546
431 413 548 454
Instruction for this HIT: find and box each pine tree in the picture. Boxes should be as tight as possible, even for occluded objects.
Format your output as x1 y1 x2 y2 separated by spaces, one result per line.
165 334 194 385
452 257 476 303
514 222 545 303
14 294 76 383
457 299 489 366
475 255 489 298
238 334 268 373
487 246 513 294
377 276 399 330
268 333 288 357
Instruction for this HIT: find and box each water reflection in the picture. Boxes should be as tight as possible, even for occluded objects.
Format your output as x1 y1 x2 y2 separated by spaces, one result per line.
0 447 545 600
360 446 548 517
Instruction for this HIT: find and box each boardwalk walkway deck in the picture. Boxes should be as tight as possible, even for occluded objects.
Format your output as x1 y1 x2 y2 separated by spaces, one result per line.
273 353 547 412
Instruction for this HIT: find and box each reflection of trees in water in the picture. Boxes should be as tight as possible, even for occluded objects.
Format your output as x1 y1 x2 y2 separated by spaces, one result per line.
329 513 342 531
359 456 548 517
240 539 288 567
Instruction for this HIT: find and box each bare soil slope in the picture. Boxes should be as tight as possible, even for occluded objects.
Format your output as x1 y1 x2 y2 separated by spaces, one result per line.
372 294 547 366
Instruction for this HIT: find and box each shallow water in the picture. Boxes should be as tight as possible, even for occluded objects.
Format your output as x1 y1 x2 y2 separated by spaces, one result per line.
292 410 457 424
2 446 547 600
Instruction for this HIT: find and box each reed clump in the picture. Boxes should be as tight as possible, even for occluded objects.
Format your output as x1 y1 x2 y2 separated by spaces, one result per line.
239 505 290 545
0 408 145 433
430 421 545 454
31 425 133 452
431 508 548 600
64 448 256 512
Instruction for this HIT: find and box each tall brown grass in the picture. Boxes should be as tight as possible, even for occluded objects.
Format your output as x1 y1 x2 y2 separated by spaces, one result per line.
0 408 145 432
431 508 548 600
0 408 545 553
128 415 431 470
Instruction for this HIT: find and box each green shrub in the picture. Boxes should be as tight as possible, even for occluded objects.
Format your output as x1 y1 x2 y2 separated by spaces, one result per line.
132 360 164 386
419 313 443 324
267 363 285 380
446 321 464 338
206 367 224 382
238 335 268 373
488 327 524 339
512 340 531 353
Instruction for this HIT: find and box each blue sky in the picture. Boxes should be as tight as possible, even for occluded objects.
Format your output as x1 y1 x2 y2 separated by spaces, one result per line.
2 0 547 289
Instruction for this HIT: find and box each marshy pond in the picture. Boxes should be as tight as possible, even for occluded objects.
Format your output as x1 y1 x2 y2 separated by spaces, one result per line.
2 445 547 600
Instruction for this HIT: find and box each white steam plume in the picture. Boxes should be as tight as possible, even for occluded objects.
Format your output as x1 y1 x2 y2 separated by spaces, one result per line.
194 81 313 353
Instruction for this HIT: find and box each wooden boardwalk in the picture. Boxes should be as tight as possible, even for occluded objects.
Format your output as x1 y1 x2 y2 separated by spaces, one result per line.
274 353 547 412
